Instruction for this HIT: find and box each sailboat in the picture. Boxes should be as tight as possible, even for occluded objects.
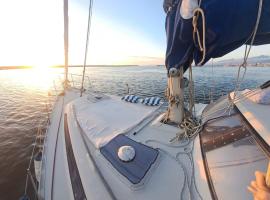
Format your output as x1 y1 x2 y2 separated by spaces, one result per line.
22 0 270 199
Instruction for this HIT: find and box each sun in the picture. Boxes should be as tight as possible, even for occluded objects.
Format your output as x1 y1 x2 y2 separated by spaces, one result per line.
31 61 56 70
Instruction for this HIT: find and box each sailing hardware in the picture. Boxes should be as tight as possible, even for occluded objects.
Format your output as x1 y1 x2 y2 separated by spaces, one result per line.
117 146 136 162
260 80 270 89
100 135 159 184
163 0 175 13
163 67 184 124
34 151 42 183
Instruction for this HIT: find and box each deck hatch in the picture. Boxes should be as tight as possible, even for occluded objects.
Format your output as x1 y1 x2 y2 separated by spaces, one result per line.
100 134 158 184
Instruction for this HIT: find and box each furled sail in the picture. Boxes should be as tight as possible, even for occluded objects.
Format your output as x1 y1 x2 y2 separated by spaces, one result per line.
164 0 270 72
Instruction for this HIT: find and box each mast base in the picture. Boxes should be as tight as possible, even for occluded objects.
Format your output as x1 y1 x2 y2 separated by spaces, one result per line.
165 68 184 124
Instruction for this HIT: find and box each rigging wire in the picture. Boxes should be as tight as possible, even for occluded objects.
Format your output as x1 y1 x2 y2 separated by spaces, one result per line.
63 0 69 88
231 0 264 103
80 0 94 97
210 59 215 103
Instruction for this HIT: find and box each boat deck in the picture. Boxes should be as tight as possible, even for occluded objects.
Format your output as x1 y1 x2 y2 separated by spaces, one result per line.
233 92 270 145
39 88 210 200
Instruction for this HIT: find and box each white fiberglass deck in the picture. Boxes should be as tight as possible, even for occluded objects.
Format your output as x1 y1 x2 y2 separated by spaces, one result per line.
233 91 270 145
73 94 162 148
38 88 210 200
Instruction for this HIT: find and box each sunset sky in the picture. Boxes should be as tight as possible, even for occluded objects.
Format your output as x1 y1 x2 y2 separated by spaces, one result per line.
0 0 269 67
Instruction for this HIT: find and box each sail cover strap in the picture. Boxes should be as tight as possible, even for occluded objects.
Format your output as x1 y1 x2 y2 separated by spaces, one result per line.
164 0 270 72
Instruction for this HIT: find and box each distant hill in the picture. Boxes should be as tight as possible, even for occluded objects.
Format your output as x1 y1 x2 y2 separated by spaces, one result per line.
216 55 270 67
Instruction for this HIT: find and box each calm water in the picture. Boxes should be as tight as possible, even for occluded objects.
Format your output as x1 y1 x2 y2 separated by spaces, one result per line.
0 66 269 200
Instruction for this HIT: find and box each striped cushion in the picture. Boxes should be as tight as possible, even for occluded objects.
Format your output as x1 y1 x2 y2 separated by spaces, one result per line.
142 97 161 106
121 95 140 103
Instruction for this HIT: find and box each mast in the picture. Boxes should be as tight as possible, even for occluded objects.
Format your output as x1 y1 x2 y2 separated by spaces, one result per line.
63 0 69 88
166 67 184 124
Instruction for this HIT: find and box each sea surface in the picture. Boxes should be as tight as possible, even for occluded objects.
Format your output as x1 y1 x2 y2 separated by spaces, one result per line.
0 66 269 200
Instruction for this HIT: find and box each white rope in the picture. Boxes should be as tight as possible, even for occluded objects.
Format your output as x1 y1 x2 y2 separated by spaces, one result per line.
170 116 202 142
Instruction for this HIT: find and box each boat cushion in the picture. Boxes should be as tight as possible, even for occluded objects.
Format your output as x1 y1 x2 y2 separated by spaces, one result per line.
122 95 140 103
100 134 159 184
142 97 161 106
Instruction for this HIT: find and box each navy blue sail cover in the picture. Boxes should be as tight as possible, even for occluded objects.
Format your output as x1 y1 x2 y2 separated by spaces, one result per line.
164 0 270 72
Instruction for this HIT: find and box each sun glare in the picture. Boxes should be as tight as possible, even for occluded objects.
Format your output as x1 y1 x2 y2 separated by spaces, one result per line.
0 0 164 67
32 63 53 70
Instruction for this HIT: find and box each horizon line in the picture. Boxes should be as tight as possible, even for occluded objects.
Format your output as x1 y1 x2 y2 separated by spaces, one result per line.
0 64 165 70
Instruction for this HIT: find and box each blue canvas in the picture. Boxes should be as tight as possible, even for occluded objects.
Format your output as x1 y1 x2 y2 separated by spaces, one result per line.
164 0 270 72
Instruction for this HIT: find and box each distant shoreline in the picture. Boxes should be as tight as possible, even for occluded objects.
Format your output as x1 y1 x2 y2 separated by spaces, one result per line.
206 64 270 67
0 65 144 70
0 64 269 70
0 66 33 70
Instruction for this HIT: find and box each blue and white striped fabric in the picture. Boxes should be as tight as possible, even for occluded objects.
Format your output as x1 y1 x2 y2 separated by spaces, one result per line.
142 97 161 106
121 95 140 103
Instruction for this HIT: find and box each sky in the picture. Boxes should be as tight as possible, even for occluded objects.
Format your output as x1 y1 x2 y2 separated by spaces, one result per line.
0 0 269 66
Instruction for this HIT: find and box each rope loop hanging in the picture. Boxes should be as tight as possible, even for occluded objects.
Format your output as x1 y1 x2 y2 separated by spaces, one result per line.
192 7 206 66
